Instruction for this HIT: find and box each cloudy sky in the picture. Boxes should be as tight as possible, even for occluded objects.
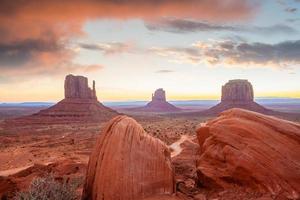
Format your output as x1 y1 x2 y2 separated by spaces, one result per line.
0 0 300 102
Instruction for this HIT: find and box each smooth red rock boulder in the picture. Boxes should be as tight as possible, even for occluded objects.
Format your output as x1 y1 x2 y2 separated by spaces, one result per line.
196 108 300 199
82 116 175 200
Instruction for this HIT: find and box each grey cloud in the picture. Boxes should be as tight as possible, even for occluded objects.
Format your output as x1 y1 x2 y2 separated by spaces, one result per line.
145 18 298 35
79 42 133 54
151 40 300 69
199 40 300 67
285 7 297 12
0 37 63 67
146 19 236 33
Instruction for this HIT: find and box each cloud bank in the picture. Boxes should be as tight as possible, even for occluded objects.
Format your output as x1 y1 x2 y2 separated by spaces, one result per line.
0 0 257 78
146 18 297 35
151 40 300 69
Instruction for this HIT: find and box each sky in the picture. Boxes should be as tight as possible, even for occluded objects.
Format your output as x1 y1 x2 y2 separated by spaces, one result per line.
0 0 300 102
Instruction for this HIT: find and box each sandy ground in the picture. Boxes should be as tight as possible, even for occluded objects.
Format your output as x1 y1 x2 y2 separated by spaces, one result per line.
0 112 205 176
0 106 299 199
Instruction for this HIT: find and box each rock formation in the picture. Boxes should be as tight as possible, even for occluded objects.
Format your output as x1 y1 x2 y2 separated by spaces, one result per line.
152 88 166 102
6 74 117 124
204 80 271 115
221 79 253 103
196 108 300 199
82 116 174 200
64 74 97 99
134 88 180 112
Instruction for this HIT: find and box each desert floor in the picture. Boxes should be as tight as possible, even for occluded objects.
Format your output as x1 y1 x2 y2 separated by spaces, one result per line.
0 106 299 199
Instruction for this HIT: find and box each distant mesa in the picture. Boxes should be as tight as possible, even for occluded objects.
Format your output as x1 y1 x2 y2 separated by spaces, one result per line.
82 116 174 200
6 74 118 124
133 88 180 112
204 79 271 115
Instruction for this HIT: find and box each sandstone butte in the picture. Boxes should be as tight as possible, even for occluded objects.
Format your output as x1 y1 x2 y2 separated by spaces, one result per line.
5 74 118 125
81 115 175 200
134 88 180 112
196 108 300 199
204 79 272 115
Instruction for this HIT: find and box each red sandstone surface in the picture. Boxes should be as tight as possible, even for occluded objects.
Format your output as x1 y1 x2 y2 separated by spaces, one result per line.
1 95 300 199
197 108 300 199
82 116 174 200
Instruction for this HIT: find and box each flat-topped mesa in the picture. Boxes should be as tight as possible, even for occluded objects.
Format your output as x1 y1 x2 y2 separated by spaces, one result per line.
221 79 254 103
152 88 166 102
133 88 180 112
64 74 97 100
4 74 118 125
203 79 271 115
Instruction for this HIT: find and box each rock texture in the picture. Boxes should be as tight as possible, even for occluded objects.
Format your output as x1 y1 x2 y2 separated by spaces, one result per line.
82 116 175 200
0 159 85 199
196 108 300 199
204 80 271 115
152 88 167 102
64 74 96 99
134 88 180 112
6 74 117 124
221 80 253 103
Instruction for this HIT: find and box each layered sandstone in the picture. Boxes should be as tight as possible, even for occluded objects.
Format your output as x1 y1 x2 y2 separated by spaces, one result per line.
204 80 271 115
82 116 174 200
134 88 180 112
196 108 300 199
64 74 96 99
6 75 117 124
221 80 253 102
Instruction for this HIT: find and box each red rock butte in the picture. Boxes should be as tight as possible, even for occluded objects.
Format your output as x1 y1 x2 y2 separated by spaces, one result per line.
204 79 271 115
134 88 180 112
6 74 118 124
82 115 175 200
196 108 300 199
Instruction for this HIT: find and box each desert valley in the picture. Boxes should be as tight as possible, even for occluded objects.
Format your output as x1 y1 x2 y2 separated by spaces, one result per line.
0 75 299 200
1 1 300 200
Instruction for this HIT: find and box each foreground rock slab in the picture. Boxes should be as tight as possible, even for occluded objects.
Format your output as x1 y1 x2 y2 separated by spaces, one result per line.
196 108 300 199
82 116 175 200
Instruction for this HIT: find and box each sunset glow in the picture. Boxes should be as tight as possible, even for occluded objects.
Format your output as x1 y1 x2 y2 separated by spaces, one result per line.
0 0 300 102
